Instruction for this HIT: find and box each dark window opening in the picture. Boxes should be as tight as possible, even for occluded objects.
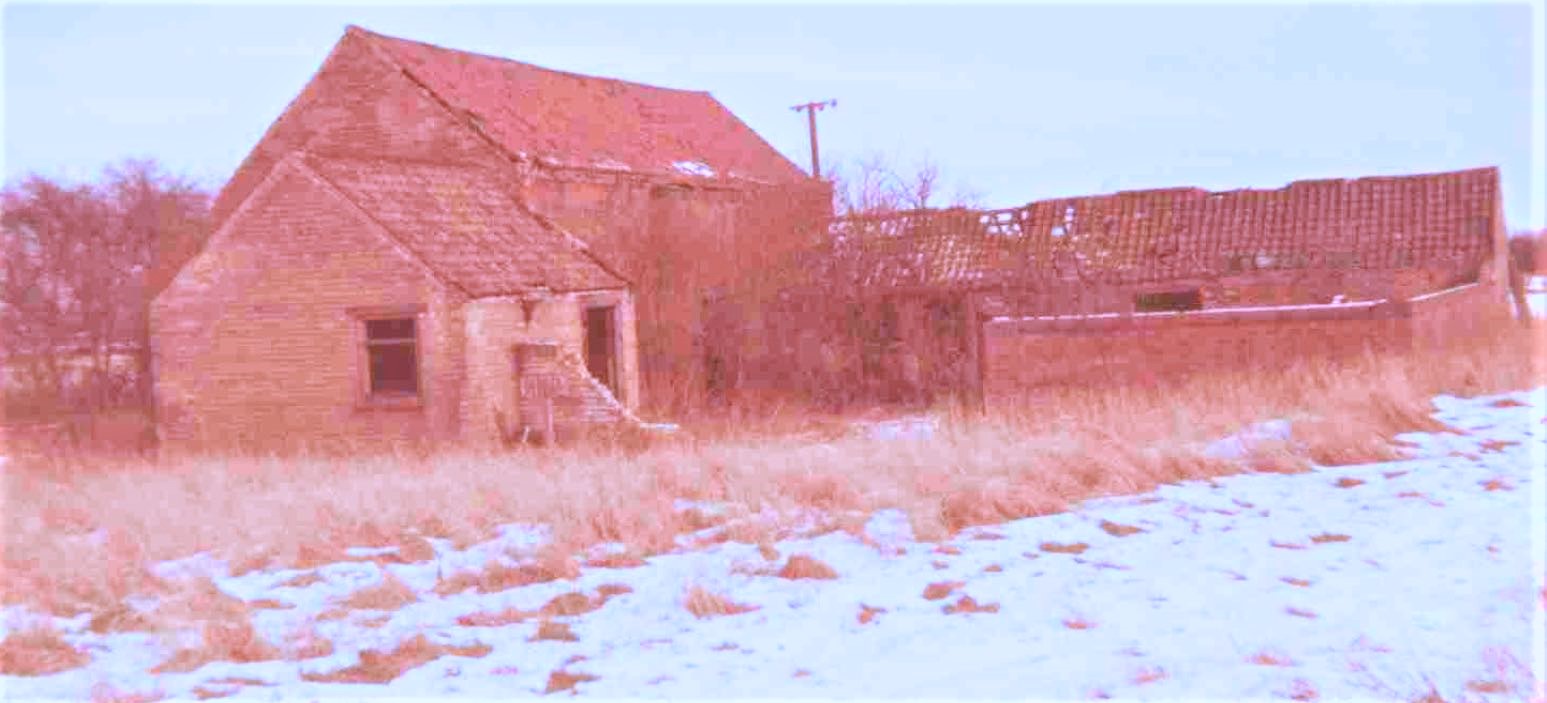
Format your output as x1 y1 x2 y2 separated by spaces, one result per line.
1135 289 1203 312
584 305 618 396
366 317 419 396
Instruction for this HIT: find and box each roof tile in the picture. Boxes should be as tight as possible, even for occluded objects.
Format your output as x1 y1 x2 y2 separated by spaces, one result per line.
303 155 625 297
353 26 808 184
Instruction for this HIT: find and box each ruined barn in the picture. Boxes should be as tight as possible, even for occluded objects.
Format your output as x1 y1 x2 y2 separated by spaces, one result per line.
197 25 827 417
747 166 1522 404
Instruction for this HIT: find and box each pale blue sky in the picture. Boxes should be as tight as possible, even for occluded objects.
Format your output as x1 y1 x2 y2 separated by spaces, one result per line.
3 2 1543 229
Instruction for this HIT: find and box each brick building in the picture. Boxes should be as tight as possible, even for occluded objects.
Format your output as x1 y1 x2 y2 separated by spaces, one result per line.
754 166 1522 404
152 25 825 449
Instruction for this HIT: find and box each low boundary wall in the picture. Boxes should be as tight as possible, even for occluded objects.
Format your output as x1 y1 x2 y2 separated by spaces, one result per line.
980 283 1503 400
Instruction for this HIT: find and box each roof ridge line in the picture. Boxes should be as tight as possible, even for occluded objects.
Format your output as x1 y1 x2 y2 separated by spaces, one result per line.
1009 165 1501 210
347 24 714 97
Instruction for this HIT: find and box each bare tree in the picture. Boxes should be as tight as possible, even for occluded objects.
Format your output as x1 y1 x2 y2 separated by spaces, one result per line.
1 160 210 426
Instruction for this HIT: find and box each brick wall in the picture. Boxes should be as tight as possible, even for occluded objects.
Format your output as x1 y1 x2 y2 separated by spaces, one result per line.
153 163 466 452
980 279 1513 400
1405 281 1516 349
981 304 1410 400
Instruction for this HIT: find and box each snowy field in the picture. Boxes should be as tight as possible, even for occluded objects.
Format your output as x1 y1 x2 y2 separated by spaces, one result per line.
3 389 1543 702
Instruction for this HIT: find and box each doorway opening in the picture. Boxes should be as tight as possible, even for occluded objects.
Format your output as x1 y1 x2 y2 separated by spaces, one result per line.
583 305 618 398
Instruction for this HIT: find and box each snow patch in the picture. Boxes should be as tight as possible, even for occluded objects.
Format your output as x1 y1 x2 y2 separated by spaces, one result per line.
1203 418 1296 461
672 160 716 178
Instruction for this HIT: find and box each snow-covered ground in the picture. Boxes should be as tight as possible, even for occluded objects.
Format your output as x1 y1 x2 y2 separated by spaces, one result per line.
3 389 1543 702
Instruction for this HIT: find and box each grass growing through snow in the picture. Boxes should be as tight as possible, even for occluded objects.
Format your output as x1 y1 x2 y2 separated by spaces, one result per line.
2 318 1539 626
0 623 90 676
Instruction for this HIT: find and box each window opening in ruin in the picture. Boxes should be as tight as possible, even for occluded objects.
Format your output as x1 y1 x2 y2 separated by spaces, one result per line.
365 317 419 396
1135 289 1203 312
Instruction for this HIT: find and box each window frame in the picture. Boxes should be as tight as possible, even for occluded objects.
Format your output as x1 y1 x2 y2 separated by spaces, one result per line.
349 304 426 410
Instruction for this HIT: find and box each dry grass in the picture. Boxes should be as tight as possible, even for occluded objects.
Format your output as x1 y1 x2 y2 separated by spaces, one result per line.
433 548 580 596
1248 650 1296 666
341 573 418 611
857 604 886 624
1310 532 1352 544
280 625 334 661
4 318 1538 622
539 591 602 617
596 583 634 599
0 624 90 676
150 618 280 674
1287 678 1319 701
1098 520 1144 537
544 669 599 694
278 572 323 588
530 620 579 642
683 585 759 618
942 595 999 614
777 554 838 580
299 634 456 684
1039 541 1089 555
1132 666 1168 685
247 599 293 610
456 607 531 627
922 581 964 600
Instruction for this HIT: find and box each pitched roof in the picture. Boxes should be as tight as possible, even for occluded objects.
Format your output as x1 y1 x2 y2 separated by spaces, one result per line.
300 154 626 297
350 25 809 185
828 166 1502 289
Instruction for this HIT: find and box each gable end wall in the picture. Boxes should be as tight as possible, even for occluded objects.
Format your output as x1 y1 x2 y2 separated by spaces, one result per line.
152 164 466 452
211 31 503 228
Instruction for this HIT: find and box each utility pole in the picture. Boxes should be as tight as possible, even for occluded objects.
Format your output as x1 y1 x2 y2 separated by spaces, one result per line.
791 99 836 179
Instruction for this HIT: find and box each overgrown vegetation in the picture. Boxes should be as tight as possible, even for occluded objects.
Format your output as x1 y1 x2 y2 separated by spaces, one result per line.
3 315 1537 623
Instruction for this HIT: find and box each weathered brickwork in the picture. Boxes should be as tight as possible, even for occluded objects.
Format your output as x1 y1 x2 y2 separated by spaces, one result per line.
153 164 465 451
980 280 1508 400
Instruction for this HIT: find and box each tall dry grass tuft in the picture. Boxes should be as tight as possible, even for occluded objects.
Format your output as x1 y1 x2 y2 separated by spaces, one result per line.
0 623 90 676
299 634 450 684
341 573 417 611
150 618 280 674
683 585 759 618
3 318 1537 620
776 554 838 580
